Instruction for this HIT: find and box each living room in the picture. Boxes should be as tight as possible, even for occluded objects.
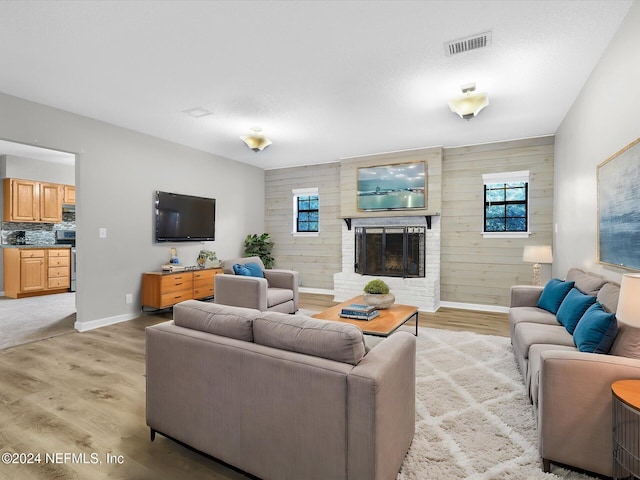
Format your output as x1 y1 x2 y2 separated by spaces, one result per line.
0 1 639 479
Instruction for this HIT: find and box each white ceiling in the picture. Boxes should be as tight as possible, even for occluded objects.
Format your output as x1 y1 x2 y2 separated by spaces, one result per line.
0 0 633 170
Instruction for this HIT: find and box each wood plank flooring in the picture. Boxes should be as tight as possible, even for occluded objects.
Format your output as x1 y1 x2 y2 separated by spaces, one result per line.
0 294 508 479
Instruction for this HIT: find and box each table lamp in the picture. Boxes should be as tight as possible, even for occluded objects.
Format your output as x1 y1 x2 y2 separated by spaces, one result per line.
617 273 640 327
523 245 553 286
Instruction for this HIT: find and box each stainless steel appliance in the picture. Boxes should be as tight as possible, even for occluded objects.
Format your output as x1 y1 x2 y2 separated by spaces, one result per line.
55 230 76 292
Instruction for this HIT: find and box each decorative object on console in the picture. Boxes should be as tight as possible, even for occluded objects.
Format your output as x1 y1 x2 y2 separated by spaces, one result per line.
362 278 395 309
448 82 489 120
243 233 275 269
197 249 218 268
523 245 553 286
597 138 640 271
240 127 272 152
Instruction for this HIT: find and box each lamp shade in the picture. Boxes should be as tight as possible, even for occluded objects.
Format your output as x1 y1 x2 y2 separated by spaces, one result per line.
616 273 640 327
523 245 553 264
448 91 489 120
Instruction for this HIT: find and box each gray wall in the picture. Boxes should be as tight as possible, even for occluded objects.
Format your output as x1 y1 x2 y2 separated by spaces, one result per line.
2 154 75 184
0 92 264 329
554 2 640 282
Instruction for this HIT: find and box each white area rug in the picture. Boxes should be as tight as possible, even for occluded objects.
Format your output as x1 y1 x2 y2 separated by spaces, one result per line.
395 327 595 480
0 292 76 349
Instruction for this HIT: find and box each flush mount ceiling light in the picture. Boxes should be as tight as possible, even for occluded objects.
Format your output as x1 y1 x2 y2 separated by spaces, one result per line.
448 83 489 120
240 127 272 152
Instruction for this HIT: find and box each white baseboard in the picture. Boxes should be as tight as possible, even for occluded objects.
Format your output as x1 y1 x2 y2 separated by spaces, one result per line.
74 312 139 332
299 287 334 295
439 301 509 314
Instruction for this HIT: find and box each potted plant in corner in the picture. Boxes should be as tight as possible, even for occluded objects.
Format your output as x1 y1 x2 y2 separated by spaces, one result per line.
243 233 275 269
362 278 395 309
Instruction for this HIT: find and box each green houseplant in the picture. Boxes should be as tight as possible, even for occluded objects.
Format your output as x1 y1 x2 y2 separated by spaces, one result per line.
362 278 395 309
243 233 275 269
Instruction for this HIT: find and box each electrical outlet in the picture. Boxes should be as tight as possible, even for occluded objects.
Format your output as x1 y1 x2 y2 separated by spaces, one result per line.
99 227 107 238
125 293 133 304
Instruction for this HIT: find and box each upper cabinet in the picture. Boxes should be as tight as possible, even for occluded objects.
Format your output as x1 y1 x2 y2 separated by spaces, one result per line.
63 185 76 205
2 178 71 223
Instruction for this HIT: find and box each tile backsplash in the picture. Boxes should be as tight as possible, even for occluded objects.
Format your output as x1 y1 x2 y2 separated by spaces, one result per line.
1 211 76 245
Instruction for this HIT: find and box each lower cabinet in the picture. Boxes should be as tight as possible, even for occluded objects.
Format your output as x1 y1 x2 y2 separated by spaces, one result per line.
141 268 222 310
3 247 71 298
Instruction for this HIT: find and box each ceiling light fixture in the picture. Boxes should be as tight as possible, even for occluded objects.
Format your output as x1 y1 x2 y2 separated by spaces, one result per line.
240 127 272 152
448 83 489 120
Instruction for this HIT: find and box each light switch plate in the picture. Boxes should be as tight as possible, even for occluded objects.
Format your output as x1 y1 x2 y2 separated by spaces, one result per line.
99 227 107 238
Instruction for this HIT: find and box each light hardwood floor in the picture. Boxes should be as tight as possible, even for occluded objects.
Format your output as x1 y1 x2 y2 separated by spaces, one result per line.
0 294 508 479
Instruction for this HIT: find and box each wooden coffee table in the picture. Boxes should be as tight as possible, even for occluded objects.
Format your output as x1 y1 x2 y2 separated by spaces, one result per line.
311 296 418 337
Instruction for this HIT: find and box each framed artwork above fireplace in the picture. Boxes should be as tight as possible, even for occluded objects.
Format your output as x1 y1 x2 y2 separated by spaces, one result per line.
357 161 426 211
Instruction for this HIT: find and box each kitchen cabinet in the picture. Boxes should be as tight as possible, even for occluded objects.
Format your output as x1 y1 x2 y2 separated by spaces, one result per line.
3 247 71 298
2 178 63 223
141 268 223 310
63 185 76 205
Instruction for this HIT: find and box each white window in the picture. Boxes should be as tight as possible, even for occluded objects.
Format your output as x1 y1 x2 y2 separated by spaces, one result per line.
482 171 531 239
292 188 319 236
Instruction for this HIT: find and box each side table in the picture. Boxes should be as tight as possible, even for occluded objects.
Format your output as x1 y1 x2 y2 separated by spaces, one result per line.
612 379 640 479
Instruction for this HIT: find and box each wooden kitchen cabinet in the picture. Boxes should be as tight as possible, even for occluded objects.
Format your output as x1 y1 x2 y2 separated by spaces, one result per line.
3 247 71 298
2 178 62 223
141 268 223 310
63 185 76 205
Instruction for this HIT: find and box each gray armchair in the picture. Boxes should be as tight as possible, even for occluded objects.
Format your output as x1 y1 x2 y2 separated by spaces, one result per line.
214 256 299 313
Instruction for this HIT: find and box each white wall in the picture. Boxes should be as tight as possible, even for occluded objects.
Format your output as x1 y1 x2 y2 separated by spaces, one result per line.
2 154 75 184
0 92 264 330
554 2 640 282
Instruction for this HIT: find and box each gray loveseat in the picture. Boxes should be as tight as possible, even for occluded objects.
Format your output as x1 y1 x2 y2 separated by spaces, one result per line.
146 300 416 480
510 268 640 477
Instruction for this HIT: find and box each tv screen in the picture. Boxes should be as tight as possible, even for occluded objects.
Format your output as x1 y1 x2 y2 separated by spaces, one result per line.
155 191 215 242
357 161 426 210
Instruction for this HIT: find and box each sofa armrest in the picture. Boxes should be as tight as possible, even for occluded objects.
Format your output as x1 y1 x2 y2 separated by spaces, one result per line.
264 269 299 309
214 274 268 311
347 332 416 480
510 285 543 307
538 350 640 477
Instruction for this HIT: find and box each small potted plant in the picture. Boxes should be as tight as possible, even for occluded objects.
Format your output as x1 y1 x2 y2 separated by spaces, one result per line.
197 250 219 269
362 278 395 309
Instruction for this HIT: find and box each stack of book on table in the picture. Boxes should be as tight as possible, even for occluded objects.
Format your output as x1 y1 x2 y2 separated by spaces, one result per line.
339 303 379 321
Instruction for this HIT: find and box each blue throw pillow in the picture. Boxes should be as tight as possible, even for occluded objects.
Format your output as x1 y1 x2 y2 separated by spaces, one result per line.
233 262 264 277
233 263 251 276
556 288 597 334
537 279 575 314
573 303 618 353
244 262 264 278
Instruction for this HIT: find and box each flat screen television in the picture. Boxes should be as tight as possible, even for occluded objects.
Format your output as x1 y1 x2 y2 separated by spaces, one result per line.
155 191 215 242
357 161 426 210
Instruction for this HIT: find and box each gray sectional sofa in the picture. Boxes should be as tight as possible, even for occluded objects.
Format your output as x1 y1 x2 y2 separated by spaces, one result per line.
510 268 640 477
146 300 416 480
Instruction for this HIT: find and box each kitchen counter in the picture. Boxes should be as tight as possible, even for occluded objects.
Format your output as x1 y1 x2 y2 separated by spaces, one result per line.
1 244 73 249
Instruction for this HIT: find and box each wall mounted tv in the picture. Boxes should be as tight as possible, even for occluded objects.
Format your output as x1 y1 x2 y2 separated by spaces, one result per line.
357 161 426 211
155 191 215 242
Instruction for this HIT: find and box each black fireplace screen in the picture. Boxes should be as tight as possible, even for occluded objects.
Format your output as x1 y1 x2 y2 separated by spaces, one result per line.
355 226 425 278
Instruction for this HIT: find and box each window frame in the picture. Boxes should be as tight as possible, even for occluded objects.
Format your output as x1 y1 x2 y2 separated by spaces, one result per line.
292 187 319 236
481 171 531 239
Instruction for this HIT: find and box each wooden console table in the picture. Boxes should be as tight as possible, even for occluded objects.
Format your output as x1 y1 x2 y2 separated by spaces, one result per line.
141 267 223 310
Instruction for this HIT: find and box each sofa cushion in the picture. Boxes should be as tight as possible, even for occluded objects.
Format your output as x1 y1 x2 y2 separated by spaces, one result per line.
556 288 597 334
173 300 257 342
573 303 618 353
538 279 575 314
596 282 620 313
610 323 640 359
513 322 575 360
566 268 608 296
266 287 294 307
254 313 366 365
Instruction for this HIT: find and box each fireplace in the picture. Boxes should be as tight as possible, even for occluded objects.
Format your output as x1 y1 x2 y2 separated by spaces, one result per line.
354 226 425 278
334 216 440 312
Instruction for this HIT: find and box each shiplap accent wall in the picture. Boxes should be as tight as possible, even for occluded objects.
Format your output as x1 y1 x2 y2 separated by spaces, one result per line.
265 163 341 290
441 136 554 307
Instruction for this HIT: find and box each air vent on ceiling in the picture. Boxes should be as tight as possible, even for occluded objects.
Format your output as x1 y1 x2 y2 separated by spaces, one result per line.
444 31 492 56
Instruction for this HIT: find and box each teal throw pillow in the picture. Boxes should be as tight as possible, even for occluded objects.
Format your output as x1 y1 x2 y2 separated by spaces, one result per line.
537 279 575 314
244 262 264 278
233 263 251 276
556 288 597 334
233 262 264 278
573 303 618 353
